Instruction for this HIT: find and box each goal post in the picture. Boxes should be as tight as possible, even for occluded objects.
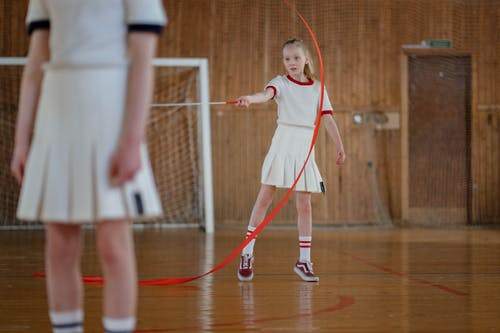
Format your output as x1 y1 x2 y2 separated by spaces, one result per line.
0 57 215 233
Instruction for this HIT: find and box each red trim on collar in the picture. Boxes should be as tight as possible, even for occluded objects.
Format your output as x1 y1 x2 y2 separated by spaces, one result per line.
286 75 314 86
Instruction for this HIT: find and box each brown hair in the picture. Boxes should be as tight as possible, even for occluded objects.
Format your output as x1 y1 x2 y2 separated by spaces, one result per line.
282 38 315 80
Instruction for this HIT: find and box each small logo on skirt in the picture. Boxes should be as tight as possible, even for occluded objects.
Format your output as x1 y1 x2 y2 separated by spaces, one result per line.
133 192 144 215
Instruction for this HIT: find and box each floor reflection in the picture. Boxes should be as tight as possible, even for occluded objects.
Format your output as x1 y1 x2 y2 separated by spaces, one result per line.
297 283 314 330
239 282 256 328
198 233 214 330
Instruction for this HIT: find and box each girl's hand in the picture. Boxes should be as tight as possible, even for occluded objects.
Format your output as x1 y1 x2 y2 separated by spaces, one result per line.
336 148 346 165
236 96 251 108
109 141 142 187
10 143 30 185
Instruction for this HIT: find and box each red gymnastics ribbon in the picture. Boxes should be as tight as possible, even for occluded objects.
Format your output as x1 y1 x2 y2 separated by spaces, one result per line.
34 0 326 286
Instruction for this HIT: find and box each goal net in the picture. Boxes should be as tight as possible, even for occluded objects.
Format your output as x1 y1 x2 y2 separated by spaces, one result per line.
0 57 214 232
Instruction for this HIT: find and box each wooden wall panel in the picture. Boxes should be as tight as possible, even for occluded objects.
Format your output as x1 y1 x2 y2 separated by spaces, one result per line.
0 1 29 56
470 1 500 224
0 0 498 226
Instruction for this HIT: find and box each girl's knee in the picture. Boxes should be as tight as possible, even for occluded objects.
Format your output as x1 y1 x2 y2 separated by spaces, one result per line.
255 185 275 208
98 242 122 268
297 202 312 215
296 193 312 214
45 224 82 264
96 221 133 268
255 195 273 210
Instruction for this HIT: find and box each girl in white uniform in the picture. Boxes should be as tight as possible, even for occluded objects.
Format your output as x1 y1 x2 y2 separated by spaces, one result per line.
235 38 346 282
10 1 166 332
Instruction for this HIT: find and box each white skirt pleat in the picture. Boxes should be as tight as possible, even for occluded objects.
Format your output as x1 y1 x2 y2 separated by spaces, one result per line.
261 124 325 193
17 68 162 223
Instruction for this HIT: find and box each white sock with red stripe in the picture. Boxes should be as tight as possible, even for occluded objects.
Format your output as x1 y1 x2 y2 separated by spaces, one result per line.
242 226 257 255
299 236 312 262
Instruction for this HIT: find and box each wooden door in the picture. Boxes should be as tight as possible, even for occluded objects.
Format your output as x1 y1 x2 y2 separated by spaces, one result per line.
407 55 471 225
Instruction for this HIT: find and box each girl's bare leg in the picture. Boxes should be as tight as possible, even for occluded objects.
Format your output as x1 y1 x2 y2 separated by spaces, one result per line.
96 219 137 318
242 185 276 254
294 191 319 281
45 223 83 311
296 191 312 237
248 184 276 228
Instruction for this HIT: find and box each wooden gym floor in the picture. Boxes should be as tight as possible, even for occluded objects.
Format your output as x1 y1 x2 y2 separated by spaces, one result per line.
0 226 499 332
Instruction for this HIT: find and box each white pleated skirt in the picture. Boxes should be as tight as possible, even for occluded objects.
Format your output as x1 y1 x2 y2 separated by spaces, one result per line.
17 67 163 223
261 124 325 193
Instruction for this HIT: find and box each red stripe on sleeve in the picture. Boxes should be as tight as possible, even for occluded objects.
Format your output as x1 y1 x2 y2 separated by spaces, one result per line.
265 86 277 98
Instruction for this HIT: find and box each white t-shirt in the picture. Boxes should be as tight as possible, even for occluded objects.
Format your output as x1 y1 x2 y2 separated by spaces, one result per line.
265 75 333 128
26 0 167 67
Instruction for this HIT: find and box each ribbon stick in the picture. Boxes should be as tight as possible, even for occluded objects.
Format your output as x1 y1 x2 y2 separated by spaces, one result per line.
151 101 237 108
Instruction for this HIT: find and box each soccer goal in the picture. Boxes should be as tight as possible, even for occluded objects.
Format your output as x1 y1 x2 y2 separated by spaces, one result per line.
0 57 215 233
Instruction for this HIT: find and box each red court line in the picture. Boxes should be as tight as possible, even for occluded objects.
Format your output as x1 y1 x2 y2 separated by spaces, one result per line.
135 295 355 332
341 251 468 296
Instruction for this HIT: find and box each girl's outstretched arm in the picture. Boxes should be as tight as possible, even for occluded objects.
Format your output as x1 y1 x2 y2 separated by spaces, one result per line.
236 87 275 108
11 30 50 184
322 115 346 165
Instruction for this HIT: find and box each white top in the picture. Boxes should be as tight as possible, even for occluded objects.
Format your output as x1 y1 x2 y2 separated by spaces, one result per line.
266 75 333 128
26 0 167 68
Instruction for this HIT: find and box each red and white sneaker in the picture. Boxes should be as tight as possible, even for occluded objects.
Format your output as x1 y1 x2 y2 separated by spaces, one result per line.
238 254 254 281
294 260 319 282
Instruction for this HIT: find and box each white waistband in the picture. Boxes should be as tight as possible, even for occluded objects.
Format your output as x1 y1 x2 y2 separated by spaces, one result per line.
43 62 128 71
277 121 315 130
